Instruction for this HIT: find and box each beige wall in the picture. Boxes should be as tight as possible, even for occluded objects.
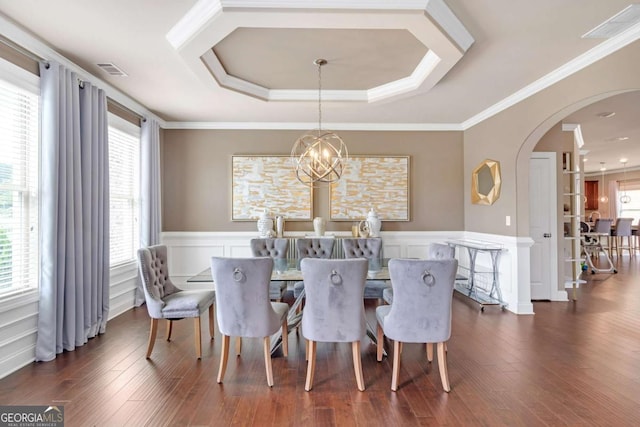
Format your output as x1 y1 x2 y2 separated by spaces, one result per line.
161 129 464 232
464 40 640 237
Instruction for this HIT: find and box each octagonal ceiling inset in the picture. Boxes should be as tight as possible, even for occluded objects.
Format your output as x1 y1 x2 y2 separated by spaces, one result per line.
212 28 428 91
167 0 474 102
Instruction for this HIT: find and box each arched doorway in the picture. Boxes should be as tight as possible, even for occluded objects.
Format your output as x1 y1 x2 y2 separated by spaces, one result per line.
516 90 637 303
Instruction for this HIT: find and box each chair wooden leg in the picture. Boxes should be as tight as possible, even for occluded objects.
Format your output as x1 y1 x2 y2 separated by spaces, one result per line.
426 343 433 362
305 339 309 361
165 319 173 341
236 337 242 356
146 318 158 359
376 323 384 362
305 340 316 391
281 319 289 357
194 317 202 359
391 340 401 392
437 342 451 392
352 341 365 391
264 337 274 387
208 305 215 340
217 334 230 383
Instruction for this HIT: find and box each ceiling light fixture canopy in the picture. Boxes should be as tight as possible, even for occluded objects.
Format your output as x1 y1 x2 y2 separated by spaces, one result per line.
291 59 348 187
599 162 609 204
620 159 631 204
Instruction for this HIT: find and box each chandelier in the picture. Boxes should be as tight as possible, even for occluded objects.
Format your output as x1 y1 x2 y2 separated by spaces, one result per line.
620 159 631 204
291 59 348 186
599 162 609 204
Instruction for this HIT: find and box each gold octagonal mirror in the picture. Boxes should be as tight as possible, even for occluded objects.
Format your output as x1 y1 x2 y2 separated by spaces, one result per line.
471 159 501 205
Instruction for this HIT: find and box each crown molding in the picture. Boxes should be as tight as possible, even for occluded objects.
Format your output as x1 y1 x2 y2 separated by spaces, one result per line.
0 15 165 127
162 121 463 131
171 0 472 103
166 0 223 50
562 123 584 148
167 0 434 51
461 21 640 130
165 19 640 131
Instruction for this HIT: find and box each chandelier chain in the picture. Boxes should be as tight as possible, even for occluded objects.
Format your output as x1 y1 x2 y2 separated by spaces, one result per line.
317 60 322 131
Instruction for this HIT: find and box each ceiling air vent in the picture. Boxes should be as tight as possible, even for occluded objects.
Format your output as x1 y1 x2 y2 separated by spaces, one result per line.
96 62 128 77
583 4 640 39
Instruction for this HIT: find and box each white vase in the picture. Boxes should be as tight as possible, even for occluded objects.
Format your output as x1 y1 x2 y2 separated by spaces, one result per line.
313 217 326 236
257 209 274 237
275 216 285 238
366 208 382 237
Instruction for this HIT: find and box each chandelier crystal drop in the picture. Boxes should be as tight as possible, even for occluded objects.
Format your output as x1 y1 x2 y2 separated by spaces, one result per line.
291 59 348 187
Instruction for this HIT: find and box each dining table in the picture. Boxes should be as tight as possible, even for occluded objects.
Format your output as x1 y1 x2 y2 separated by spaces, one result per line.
187 258 390 355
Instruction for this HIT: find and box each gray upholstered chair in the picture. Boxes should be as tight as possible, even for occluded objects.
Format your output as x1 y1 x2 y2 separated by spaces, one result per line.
593 218 614 253
376 258 458 392
612 217 634 257
300 258 368 391
293 238 335 298
342 238 390 302
250 238 289 301
137 245 215 359
382 242 455 305
426 242 455 260
210 257 289 387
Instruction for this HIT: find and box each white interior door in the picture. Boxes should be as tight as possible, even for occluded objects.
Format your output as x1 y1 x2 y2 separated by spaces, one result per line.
529 153 558 300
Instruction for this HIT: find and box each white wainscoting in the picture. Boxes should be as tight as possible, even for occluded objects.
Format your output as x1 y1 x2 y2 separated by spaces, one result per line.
0 230 535 380
161 230 535 315
0 262 139 380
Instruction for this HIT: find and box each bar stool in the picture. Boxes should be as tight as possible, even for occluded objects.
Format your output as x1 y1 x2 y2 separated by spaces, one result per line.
612 218 634 257
593 218 613 255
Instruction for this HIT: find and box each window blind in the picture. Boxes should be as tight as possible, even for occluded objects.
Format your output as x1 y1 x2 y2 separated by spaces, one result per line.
108 123 140 266
0 77 39 295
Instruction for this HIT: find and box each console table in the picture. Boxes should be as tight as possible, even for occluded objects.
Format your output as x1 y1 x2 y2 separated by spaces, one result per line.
447 239 506 311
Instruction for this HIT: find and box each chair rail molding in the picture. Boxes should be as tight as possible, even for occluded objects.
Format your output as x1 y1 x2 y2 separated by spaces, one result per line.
161 230 535 315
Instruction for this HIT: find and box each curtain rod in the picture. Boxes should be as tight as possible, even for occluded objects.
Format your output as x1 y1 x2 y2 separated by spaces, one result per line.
1 34 146 122
0 34 46 64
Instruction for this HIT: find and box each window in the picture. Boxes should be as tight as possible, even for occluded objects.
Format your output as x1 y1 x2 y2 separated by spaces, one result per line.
0 65 39 296
108 115 140 266
617 181 640 223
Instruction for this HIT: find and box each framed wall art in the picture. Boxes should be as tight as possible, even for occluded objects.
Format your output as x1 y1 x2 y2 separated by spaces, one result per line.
330 156 410 221
231 155 312 220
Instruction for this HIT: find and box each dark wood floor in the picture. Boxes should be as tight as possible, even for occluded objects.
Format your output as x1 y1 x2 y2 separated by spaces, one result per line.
1 256 640 426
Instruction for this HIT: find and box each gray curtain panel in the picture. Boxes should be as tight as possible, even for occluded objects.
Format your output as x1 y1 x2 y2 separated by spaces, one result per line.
36 61 110 362
136 118 162 306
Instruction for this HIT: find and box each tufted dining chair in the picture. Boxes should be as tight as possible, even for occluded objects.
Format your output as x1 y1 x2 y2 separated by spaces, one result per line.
382 242 455 305
137 245 216 359
426 242 455 260
293 238 335 298
250 238 289 301
300 258 368 391
342 238 389 303
210 257 289 387
376 258 458 392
